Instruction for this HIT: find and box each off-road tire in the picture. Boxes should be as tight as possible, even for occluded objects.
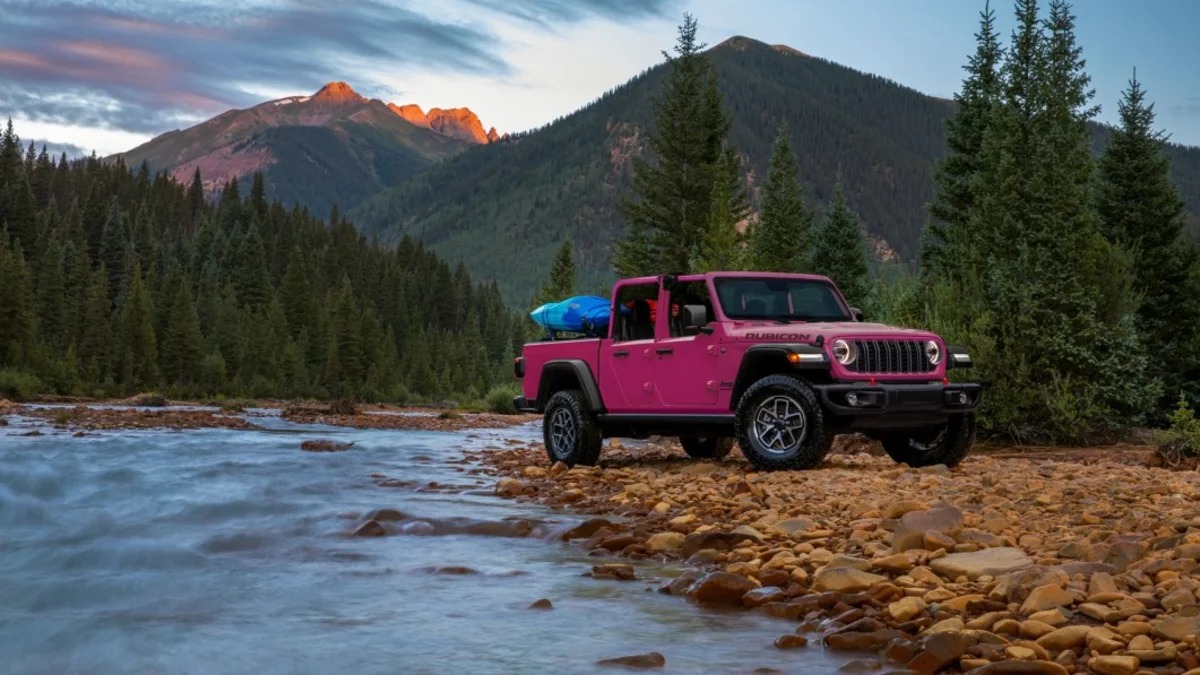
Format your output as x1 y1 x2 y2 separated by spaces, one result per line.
734 375 834 471
680 435 733 460
542 390 602 467
881 413 976 468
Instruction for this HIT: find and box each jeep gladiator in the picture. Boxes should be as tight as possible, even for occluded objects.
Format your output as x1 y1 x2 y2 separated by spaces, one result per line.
514 272 981 471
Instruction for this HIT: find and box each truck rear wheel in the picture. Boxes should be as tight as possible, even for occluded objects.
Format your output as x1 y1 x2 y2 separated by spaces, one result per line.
542 390 602 467
734 375 834 471
680 435 733 460
881 413 976 468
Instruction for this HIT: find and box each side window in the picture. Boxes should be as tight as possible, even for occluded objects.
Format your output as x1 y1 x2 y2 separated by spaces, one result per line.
612 283 659 343
667 281 713 338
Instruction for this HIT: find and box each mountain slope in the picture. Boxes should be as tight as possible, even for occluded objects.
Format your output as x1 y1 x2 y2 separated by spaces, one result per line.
114 82 489 217
351 37 1200 305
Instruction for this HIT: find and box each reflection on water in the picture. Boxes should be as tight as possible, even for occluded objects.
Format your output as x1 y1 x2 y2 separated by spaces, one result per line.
0 410 847 674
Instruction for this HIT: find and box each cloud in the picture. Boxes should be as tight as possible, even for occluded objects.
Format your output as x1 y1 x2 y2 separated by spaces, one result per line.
26 138 89 158
1167 98 1200 118
466 0 680 26
0 0 509 135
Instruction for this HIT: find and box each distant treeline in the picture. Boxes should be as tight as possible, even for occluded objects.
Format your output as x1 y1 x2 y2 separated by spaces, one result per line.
0 122 523 403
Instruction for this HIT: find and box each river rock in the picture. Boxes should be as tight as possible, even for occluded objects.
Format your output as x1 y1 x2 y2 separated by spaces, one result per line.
906 631 966 674
963 662 1069 674
680 531 758 556
884 499 930 520
773 517 813 536
496 477 525 497
1020 584 1074 613
562 518 617 540
774 634 808 649
742 587 787 608
1035 625 1090 652
596 652 665 668
930 547 1033 580
645 532 685 553
873 552 917 574
592 564 636 581
686 572 758 606
889 597 928 622
528 598 553 609
825 630 908 651
1153 615 1200 641
822 554 873 572
300 439 354 452
813 567 888 593
1086 655 1139 675
353 519 386 537
893 503 964 553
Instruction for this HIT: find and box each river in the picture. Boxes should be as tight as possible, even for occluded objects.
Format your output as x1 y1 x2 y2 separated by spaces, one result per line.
0 408 849 674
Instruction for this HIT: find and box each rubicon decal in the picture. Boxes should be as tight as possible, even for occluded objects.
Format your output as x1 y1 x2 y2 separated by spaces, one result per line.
742 333 813 342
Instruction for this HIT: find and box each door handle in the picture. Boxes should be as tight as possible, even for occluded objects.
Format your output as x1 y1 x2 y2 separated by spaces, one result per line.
655 347 674 355
613 350 629 357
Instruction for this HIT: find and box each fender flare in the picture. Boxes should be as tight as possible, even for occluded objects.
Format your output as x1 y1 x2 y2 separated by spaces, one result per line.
538 360 604 412
730 343 829 409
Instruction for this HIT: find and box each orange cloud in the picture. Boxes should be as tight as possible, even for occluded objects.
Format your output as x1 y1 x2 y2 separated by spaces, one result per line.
55 40 168 72
0 49 53 70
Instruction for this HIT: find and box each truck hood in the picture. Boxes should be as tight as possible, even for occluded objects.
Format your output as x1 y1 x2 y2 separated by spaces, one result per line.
722 321 939 343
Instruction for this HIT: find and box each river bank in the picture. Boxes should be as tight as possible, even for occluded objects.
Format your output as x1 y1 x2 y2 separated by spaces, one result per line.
471 436 1200 674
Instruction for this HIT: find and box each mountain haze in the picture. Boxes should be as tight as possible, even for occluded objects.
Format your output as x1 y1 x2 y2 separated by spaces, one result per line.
351 37 1200 305
115 82 498 217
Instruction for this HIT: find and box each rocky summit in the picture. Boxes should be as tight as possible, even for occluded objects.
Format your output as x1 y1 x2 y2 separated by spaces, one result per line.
477 437 1200 673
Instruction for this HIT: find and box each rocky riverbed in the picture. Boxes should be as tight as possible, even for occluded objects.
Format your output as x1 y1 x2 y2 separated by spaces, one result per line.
473 437 1200 674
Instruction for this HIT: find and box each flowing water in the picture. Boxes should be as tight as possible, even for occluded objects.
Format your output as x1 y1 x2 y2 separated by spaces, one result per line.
0 409 849 674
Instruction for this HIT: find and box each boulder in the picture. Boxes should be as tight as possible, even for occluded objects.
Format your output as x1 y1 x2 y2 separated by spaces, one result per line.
773 634 808 649
888 596 928 622
813 567 889 593
893 503 964 552
645 532 685 553
1019 584 1074 613
685 572 758 606
906 631 966 674
1086 655 1139 675
742 587 787 608
930 547 1033 580
353 519 386 537
1152 615 1200 641
596 652 665 669
1035 625 1090 652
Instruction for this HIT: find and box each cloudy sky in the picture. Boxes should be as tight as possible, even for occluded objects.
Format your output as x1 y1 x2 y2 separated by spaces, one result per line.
2 0 1198 156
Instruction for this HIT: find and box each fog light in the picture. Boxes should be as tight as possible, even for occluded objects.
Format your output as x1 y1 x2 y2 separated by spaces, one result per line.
846 392 859 406
958 392 969 405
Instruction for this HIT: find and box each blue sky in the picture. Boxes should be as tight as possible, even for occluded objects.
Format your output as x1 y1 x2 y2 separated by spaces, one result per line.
1 0 1196 155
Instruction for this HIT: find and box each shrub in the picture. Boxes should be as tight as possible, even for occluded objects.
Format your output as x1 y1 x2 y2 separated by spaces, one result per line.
1154 396 1200 468
327 398 359 415
437 410 463 420
484 384 521 415
0 369 44 401
132 392 168 407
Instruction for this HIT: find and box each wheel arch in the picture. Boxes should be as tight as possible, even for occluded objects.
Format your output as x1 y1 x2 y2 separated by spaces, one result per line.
537 360 604 413
730 344 831 410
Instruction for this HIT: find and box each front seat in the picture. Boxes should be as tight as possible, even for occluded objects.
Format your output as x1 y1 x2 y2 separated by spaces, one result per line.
629 299 655 340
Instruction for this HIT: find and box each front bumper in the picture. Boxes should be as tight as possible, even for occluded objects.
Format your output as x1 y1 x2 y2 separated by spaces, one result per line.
816 382 982 417
513 396 539 414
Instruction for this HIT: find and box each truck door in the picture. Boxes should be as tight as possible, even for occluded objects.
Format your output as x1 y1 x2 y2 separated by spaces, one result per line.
654 277 721 408
598 280 662 413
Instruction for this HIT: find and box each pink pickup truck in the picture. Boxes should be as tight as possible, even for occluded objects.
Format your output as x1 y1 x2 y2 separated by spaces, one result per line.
514 272 980 471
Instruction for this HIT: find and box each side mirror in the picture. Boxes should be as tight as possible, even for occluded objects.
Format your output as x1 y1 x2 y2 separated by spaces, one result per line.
682 304 710 335
850 307 865 322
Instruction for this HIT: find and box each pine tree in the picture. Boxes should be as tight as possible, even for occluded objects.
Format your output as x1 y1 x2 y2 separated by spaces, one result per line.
79 265 113 381
747 124 813 272
1098 72 1200 411
324 277 363 394
187 168 205 227
692 149 748 272
531 240 577 307
0 232 37 365
235 226 271 309
925 1 1003 278
160 280 204 386
100 196 127 299
118 264 160 391
35 231 67 349
0 121 38 254
614 14 731 276
280 246 318 338
812 185 869 307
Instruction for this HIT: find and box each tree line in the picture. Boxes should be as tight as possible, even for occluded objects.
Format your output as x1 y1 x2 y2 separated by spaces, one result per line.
0 126 524 404
602 6 1199 442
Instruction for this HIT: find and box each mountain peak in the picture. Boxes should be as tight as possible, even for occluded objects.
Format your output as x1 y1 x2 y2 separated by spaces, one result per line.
388 103 432 129
313 81 365 103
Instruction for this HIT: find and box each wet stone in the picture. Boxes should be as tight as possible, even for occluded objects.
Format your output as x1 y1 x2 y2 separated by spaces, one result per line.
596 652 666 669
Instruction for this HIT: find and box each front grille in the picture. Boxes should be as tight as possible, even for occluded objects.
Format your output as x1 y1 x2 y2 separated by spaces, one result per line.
846 340 935 374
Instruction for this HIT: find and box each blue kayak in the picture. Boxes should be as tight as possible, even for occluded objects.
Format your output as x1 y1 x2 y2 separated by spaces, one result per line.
530 296 611 336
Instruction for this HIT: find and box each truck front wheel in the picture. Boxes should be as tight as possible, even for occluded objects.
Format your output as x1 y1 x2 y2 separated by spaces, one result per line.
542 390 602 467
881 414 976 468
680 435 733 460
734 375 834 471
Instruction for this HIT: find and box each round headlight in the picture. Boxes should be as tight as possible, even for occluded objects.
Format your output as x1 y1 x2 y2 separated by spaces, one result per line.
832 339 856 365
925 340 942 365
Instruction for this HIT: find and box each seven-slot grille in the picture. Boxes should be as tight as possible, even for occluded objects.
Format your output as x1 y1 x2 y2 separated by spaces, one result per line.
845 340 935 374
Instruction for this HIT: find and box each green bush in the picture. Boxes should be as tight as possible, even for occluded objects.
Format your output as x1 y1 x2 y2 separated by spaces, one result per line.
484 384 521 415
0 369 44 401
1154 396 1200 468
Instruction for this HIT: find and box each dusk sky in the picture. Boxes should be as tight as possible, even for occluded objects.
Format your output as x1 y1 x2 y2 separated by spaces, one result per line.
2 0 1197 156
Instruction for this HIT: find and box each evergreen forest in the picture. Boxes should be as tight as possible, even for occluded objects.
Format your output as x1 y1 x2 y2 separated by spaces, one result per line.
0 130 522 404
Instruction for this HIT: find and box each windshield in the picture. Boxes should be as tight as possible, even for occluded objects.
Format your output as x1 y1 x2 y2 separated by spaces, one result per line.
714 277 850 322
